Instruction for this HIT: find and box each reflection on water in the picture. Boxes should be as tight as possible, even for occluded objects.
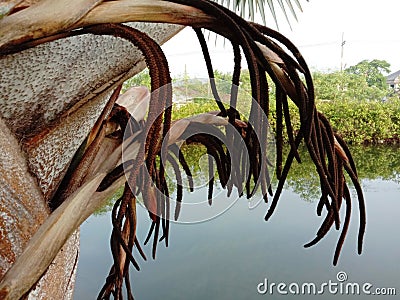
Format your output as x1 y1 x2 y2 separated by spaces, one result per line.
74 146 399 299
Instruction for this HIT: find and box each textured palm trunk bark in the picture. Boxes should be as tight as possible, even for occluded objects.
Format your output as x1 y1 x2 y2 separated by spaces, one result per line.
0 21 182 299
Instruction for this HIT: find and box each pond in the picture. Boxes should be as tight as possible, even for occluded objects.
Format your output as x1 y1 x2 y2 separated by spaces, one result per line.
74 145 399 299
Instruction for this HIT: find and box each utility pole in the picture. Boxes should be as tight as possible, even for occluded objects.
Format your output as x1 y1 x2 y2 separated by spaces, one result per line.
340 32 346 72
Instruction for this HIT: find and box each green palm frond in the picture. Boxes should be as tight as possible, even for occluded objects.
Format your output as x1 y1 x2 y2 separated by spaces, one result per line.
217 0 308 28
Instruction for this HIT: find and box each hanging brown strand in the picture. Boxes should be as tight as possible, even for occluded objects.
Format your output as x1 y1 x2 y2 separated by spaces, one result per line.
74 23 173 300
170 143 195 192
193 27 227 116
165 153 184 220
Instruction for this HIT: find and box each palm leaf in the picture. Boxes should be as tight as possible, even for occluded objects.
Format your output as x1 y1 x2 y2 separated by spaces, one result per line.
257 0 267 25
284 0 299 21
266 0 278 27
218 0 308 27
292 0 305 11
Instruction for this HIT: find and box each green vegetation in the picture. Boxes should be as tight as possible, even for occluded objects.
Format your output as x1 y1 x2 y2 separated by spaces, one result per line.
313 70 388 101
285 144 400 201
122 69 151 92
346 59 391 90
313 60 392 102
97 60 398 214
123 59 399 144
171 100 220 120
96 143 400 214
169 143 400 202
269 97 400 144
163 142 400 204
317 98 400 144
94 185 124 215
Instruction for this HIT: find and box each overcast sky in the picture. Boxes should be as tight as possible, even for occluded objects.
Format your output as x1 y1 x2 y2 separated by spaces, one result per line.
162 0 400 78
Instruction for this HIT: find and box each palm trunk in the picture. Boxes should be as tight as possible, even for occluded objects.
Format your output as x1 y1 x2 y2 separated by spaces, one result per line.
0 19 182 298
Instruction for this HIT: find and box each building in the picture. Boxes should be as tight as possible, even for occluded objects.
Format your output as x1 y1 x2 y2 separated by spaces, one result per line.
386 70 400 94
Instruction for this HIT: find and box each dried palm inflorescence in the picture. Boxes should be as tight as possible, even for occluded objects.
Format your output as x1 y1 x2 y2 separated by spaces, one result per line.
95 6 365 297
0 1 365 299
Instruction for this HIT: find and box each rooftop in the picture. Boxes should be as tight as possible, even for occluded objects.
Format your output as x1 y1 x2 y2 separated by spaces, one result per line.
386 70 400 84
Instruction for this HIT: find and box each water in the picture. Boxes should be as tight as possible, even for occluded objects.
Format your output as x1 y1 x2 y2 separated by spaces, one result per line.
74 146 400 299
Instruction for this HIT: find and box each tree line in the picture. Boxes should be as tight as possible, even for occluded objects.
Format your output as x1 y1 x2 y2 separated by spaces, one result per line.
124 59 400 144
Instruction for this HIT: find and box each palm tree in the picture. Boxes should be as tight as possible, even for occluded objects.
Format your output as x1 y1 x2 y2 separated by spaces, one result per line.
0 1 364 299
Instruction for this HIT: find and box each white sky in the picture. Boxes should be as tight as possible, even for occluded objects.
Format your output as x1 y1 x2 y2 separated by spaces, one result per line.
162 0 400 77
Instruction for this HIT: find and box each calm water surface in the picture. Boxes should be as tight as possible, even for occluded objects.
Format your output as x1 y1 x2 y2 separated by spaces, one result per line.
74 146 399 299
